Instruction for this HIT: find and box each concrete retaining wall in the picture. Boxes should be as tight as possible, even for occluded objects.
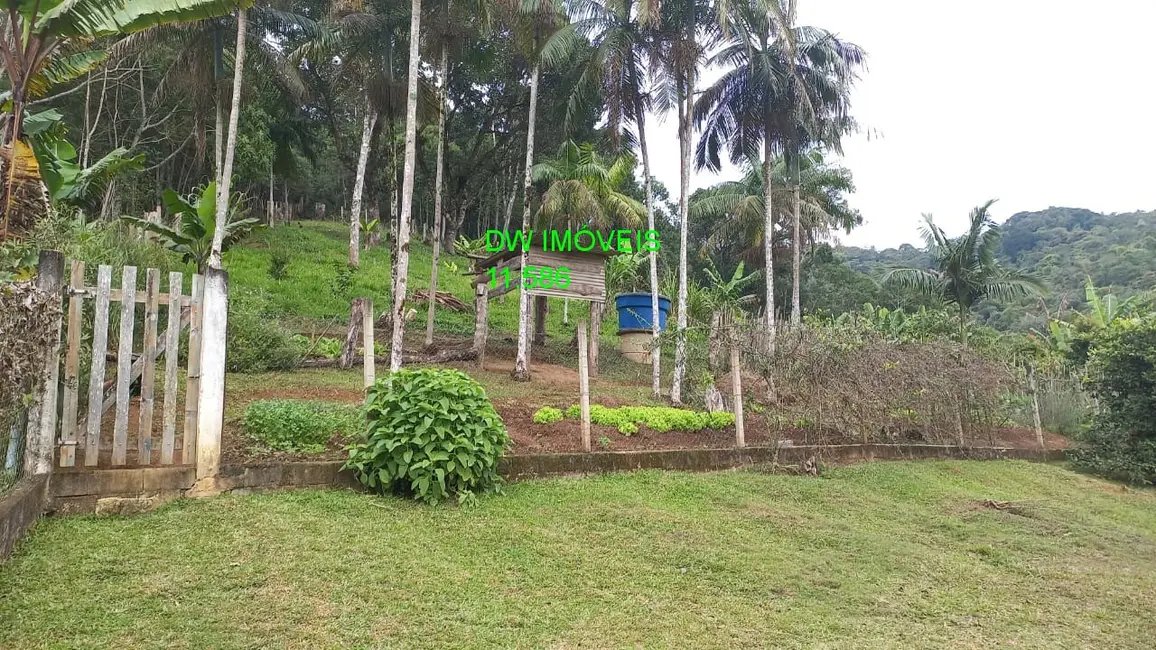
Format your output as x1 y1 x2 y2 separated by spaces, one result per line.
1 475 49 561
41 444 1067 516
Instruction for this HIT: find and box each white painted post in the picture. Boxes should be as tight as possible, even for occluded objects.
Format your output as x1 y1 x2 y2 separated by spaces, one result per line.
196 268 228 480
577 319 591 453
23 250 65 476
362 298 375 388
731 345 745 449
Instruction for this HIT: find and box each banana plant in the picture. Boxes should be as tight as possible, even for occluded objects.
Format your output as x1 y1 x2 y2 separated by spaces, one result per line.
121 182 262 272
0 0 254 241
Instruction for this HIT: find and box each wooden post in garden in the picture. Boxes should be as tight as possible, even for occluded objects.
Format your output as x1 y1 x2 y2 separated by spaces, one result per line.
85 265 113 466
731 345 745 449
1028 365 1045 450
362 298 375 388
23 250 64 476
196 268 228 481
59 260 84 467
588 301 602 378
111 265 137 466
183 274 204 465
577 319 591 453
137 268 160 464
474 283 488 369
161 272 184 465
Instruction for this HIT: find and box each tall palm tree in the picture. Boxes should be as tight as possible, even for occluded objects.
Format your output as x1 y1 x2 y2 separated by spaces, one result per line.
690 150 859 308
532 140 645 229
390 0 425 372
653 0 710 404
0 0 251 241
882 200 1044 348
695 2 864 341
569 0 663 397
505 0 579 382
425 0 490 347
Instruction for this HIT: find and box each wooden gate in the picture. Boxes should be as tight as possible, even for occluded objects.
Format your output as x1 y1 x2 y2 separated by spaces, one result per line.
55 262 205 468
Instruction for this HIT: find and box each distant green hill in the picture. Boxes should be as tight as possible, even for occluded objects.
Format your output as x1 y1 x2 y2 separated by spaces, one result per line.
840 207 1156 331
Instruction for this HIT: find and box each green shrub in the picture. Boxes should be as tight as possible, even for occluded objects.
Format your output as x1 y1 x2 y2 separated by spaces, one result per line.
344 369 510 504
532 407 563 424
1071 316 1156 484
227 290 302 372
243 399 363 453
568 404 735 433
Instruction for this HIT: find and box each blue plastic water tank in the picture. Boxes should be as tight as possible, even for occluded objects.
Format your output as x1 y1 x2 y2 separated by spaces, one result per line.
615 293 671 333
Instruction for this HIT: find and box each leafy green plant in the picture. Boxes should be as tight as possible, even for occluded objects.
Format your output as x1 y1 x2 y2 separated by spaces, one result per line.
120 182 262 272
597 435 610 450
344 369 510 504
226 290 302 372
565 404 735 433
268 249 291 281
243 399 363 453
532 407 563 424
1070 315 1156 484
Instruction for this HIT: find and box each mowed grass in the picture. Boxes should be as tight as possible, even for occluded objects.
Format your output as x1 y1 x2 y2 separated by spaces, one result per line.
4 462 1156 649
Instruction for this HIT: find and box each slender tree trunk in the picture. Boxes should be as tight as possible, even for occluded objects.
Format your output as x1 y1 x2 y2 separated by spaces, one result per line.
1028 364 1045 449
671 68 693 404
512 60 540 382
762 131 777 355
502 164 519 231
533 296 548 346
790 174 801 326
426 42 449 348
637 107 661 398
209 9 247 269
268 156 274 226
214 86 224 186
349 101 376 268
390 0 422 372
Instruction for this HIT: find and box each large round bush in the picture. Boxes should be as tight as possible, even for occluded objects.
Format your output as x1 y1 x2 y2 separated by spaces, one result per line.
344 369 510 503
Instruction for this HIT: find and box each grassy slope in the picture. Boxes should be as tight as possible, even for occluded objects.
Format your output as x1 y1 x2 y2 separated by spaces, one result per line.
228 220 594 341
3 462 1155 649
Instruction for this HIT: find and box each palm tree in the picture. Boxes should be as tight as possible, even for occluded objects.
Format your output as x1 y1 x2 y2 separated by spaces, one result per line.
695 3 864 339
390 0 424 372
531 140 645 230
504 0 579 382
690 150 859 287
0 0 250 241
569 0 663 397
653 0 710 404
882 200 1044 348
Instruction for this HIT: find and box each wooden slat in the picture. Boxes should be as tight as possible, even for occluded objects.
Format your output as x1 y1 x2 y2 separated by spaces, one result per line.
136 268 160 465
59 261 84 467
182 274 204 464
161 272 183 465
111 265 137 466
102 290 190 306
84 266 113 467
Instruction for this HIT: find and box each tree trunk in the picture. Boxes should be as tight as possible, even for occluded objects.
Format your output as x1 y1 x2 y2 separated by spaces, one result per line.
762 117 777 354
340 298 365 370
502 163 519 231
512 60 540 382
426 42 449 348
637 105 661 398
1028 364 1045 449
390 0 422 372
708 310 723 374
350 102 376 268
790 176 802 326
671 67 693 404
214 86 224 185
209 9 247 269
533 296 548 346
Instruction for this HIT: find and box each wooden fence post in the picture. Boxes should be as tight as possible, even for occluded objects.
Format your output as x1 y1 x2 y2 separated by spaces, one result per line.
577 319 591 453
183 274 204 465
362 298 375 388
1028 365 1045 450
137 268 160 464
731 345 745 449
85 265 113 466
23 250 64 476
196 268 228 481
474 283 488 369
111 265 137 466
161 272 183 465
59 260 84 467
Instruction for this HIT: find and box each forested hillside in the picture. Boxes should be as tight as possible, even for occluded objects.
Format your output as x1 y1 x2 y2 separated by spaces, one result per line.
840 207 1156 330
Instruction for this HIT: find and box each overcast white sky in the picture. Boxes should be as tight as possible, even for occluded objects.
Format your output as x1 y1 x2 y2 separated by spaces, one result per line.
643 0 1156 249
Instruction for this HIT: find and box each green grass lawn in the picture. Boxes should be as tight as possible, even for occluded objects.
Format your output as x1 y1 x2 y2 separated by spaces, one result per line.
3 462 1156 649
